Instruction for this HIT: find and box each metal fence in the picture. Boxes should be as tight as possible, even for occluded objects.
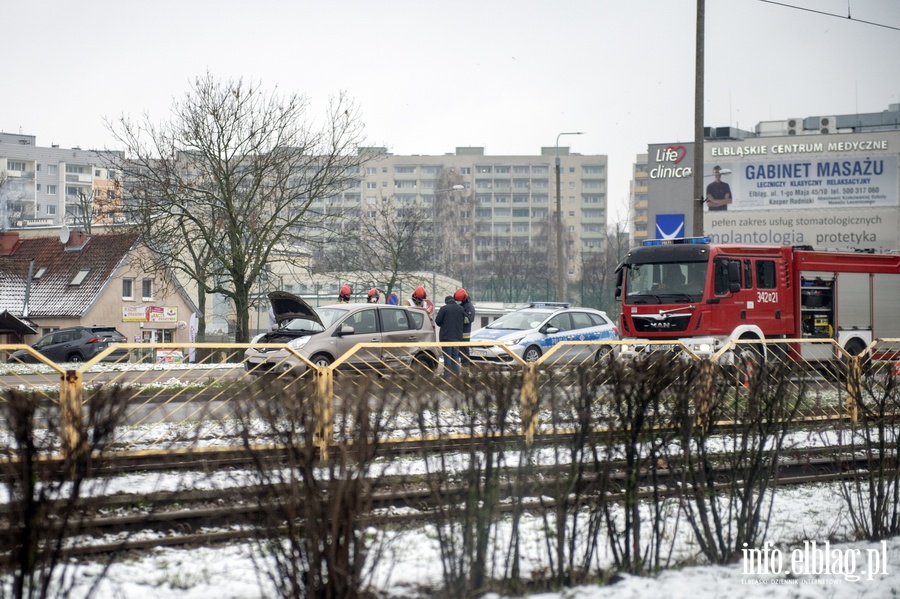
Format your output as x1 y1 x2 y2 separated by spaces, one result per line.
1 338 898 460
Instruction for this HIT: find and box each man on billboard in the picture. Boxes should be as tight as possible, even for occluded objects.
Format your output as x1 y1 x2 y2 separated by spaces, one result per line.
705 165 733 211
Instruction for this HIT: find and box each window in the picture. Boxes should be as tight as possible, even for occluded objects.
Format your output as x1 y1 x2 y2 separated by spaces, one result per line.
394 166 416 174
584 166 604 174
36 184 41 192
142 278 153 299
48 165 58 175
47 204 57 215
366 182 377 189
95 169 101 177
7 161 25 171
743 260 753 288
122 278 134 299
47 185 57 195
381 308 411 333
66 165 85 174
70 269 90 285
366 167 377 175
570 312 593 330
756 260 776 289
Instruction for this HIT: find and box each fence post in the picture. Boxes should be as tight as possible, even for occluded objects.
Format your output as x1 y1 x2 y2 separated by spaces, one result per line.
846 355 860 424
695 359 715 428
59 369 84 462
314 365 334 460
520 363 538 444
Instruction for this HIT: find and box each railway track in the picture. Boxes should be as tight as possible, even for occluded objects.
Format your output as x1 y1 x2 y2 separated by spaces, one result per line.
0 443 880 562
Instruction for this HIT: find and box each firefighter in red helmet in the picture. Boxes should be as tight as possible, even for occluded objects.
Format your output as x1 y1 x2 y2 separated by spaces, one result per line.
454 288 476 365
338 285 352 303
367 288 380 303
406 285 427 308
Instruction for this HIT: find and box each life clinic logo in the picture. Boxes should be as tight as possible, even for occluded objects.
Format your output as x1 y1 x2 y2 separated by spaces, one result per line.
742 540 890 583
650 144 692 179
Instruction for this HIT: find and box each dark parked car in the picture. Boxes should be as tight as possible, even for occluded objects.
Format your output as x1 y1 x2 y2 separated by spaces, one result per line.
8 326 128 364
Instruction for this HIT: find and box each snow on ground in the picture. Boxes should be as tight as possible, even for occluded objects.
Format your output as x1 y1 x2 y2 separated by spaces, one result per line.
13 481 898 598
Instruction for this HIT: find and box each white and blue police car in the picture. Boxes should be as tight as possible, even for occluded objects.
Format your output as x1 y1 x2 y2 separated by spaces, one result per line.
469 302 619 365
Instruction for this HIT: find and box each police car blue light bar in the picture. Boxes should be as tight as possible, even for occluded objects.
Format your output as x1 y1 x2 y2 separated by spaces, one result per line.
642 237 711 246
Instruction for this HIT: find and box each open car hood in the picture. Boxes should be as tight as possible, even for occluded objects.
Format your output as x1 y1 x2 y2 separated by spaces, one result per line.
268 291 323 326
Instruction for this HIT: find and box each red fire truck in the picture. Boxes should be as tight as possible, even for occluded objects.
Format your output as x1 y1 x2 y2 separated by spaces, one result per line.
614 237 900 362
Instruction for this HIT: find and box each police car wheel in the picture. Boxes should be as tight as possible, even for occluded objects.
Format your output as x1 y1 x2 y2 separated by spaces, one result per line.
523 346 542 363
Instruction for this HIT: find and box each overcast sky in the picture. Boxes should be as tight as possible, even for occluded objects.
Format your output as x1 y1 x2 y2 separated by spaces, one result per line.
3 0 898 221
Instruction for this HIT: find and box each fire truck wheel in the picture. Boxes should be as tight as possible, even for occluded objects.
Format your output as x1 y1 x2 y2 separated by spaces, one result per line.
842 339 871 376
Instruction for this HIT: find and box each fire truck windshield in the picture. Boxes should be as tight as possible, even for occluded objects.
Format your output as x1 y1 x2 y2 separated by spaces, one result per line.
625 261 707 305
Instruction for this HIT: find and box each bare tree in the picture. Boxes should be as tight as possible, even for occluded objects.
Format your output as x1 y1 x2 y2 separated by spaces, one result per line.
431 168 474 282
318 193 433 298
576 221 631 314
105 73 366 341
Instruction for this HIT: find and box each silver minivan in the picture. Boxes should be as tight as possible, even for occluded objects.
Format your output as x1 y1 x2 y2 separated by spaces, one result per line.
244 291 438 374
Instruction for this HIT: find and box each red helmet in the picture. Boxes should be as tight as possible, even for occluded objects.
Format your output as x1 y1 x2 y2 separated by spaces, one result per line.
413 286 427 300
367 288 379 302
454 288 468 302
339 285 352 298
367 288 379 297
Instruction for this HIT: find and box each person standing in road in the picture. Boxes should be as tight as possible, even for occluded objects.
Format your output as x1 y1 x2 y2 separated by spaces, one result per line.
435 295 465 376
454 288 475 366
337 285 353 303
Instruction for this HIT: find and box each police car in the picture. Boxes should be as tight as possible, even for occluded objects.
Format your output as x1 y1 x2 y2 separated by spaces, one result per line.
468 302 619 365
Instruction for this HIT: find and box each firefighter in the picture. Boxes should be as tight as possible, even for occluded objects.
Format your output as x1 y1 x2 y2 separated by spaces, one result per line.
337 285 353 303
367 288 380 303
454 288 476 365
406 286 428 308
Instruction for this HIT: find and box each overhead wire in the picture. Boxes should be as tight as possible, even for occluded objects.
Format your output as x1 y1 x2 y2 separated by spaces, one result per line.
757 0 900 32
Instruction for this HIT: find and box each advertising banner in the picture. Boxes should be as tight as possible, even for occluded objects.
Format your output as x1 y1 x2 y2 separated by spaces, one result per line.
703 156 897 212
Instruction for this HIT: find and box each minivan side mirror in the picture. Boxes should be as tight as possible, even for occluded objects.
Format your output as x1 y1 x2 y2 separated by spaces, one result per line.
339 325 356 336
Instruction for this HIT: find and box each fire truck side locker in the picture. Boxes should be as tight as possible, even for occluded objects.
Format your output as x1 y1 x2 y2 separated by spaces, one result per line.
798 271 835 361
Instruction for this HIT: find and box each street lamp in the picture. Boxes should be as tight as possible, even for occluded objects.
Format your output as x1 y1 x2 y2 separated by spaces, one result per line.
555 131 584 302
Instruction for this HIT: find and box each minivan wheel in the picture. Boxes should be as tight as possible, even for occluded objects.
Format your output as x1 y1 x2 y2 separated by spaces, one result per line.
310 353 333 369
413 351 438 371
66 353 84 363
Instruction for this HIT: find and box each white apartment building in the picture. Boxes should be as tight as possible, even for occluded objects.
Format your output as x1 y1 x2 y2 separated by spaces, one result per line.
0 132 122 230
347 146 609 279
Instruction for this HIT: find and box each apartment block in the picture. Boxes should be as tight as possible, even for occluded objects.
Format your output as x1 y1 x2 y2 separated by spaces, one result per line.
345 146 609 279
0 132 123 230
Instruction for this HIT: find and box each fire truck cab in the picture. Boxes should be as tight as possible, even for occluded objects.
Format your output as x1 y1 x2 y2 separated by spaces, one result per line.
615 237 900 362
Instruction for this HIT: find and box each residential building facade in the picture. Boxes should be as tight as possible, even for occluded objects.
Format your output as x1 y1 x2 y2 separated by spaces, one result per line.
342 146 609 282
0 132 123 230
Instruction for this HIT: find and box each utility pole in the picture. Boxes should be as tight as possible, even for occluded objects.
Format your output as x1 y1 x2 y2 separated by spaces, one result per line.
692 0 706 236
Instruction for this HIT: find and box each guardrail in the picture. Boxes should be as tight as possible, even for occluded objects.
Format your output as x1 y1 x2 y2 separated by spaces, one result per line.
1 338 898 461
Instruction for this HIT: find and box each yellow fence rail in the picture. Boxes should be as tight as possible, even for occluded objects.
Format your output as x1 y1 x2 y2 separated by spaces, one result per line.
1 338 899 460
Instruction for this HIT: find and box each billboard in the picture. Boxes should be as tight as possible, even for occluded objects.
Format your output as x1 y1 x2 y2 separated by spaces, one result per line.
702 133 899 252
